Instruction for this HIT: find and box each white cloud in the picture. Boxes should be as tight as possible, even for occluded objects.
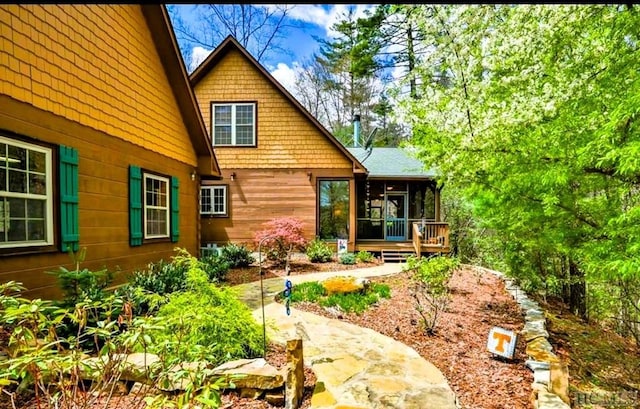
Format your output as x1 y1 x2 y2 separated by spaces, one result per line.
270 62 301 97
262 4 376 38
188 46 212 73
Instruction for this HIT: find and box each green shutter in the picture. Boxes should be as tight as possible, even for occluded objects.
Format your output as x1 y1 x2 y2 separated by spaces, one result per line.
129 165 143 246
59 145 79 253
170 176 179 242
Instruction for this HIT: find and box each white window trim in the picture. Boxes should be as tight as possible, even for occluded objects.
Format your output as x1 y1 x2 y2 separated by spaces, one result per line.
200 185 227 216
0 135 54 248
212 103 256 146
200 185 229 216
143 173 170 239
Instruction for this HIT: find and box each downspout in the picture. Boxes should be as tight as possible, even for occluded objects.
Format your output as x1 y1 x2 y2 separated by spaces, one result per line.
353 114 361 147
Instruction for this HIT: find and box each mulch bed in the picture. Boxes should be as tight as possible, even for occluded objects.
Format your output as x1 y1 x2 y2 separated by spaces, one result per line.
277 264 534 409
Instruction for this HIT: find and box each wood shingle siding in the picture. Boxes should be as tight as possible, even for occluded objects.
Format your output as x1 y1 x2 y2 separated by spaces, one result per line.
193 48 354 170
0 5 216 299
201 168 354 245
0 95 201 299
0 5 197 166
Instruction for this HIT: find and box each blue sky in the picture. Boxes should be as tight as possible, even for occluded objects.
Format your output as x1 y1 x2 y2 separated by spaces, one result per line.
169 4 376 94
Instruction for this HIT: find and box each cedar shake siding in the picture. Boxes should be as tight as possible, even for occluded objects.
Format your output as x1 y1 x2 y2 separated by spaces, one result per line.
191 37 364 247
0 5 219 298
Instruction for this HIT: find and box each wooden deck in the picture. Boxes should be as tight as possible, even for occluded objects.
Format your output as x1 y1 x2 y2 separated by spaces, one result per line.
355 222 451 258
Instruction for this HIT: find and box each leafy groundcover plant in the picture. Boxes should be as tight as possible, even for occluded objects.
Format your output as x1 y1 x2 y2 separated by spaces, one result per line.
288 281 390 314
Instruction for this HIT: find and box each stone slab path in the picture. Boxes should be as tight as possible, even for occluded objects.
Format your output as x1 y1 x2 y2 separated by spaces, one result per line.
234 264 458 409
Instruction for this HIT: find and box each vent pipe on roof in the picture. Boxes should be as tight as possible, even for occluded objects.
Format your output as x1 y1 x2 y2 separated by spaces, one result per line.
353 114 361 147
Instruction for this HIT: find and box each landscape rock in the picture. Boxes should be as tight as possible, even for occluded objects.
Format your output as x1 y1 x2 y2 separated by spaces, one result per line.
119 353 162 383
129 382 151 396
521 319 550 341
537 390 571 409
533 368 550 385
212 358 284 390
526 360 550 372
81 352 161 383
158 361 212 391
525 309 546 320
526 337 560 363
549 362 570 405
265 390 285 406
310 381 336 407
285 338 304 409
240 388 264 399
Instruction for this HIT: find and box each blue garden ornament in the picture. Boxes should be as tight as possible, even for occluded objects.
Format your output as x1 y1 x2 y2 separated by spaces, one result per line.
284 279 293 316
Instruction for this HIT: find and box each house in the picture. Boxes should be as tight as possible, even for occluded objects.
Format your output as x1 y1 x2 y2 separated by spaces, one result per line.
190 36 448 259
348 143 450 260
190 35 366 249
0 5 221 298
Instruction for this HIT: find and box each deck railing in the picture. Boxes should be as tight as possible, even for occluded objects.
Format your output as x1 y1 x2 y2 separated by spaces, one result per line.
412 222 450 256
412 223 423 257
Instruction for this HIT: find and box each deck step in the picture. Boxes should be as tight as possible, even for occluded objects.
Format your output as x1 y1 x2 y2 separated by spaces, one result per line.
381 249 415 263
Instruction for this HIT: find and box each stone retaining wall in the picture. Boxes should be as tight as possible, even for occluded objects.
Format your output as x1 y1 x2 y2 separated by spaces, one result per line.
469 265 571 409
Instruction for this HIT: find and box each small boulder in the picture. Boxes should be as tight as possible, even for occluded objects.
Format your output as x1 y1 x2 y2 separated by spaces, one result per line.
526 338 560 363
81 353 161 384
212 358 284 390
265 389 285 406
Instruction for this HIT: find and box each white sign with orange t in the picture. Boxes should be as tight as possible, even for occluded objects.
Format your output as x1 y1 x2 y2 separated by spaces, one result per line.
487 327 517 359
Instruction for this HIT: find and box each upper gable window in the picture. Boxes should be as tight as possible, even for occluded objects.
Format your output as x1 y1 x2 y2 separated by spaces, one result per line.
212 103 256 146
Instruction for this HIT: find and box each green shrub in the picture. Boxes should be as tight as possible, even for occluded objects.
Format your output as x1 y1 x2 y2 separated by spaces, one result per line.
404 255 460 334
0 281 176 409
220 243 255 268
151 249 264 365
127 258 188 295
289 281 326 303
47 248 113 307
355 250 374 263
406 255 459 294
339 253 356 265
306 239 334 263
200 254 231 282
289 281 390 314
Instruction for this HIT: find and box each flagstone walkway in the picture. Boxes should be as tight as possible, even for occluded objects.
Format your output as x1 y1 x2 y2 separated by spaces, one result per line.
233 263 458 409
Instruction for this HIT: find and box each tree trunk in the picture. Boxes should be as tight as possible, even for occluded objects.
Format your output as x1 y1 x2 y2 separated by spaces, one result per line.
568 260 587 319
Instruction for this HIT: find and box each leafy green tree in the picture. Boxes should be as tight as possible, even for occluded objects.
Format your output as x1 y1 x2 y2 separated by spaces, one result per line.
398 4 640 322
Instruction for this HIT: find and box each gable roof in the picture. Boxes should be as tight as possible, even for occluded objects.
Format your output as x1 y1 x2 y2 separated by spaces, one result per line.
141 5 221 178
347 147 436 179
189 35 367 174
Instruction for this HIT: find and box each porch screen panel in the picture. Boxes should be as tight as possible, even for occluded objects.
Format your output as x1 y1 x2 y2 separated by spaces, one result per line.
319 180 349 240
356 180 384 240
409 182 436 220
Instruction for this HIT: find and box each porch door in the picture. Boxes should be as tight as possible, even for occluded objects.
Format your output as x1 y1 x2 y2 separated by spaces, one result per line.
385 193 407 241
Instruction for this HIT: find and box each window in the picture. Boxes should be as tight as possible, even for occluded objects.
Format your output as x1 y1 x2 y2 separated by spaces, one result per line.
212 103 256 146
143 173 169 239
319 180 349 240
129 166 179 246
0 135 54 248
200 185 227 216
